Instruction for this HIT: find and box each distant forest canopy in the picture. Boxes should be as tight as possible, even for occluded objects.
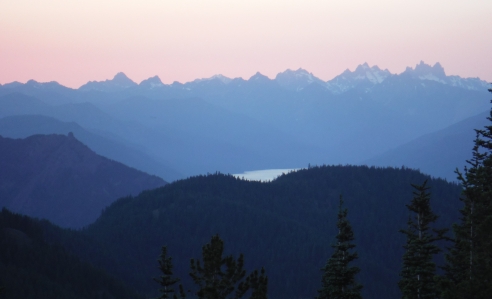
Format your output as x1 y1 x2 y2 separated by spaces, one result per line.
1 161 490 299
80 165 461 299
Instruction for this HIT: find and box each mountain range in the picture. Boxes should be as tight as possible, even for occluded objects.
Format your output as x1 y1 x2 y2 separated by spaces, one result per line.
0 62 491 299
0 61 490 181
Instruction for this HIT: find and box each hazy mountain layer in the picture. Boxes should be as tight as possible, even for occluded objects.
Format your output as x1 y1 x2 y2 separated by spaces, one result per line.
0 114 182 181
0 134 166 228
364 111 490 181
0 62 489 179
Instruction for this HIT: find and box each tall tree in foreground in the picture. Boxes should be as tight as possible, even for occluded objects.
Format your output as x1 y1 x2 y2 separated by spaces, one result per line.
190 234 268 299
155 246 186 299
317 197 362 299
398 181 447 299
442 87 492 299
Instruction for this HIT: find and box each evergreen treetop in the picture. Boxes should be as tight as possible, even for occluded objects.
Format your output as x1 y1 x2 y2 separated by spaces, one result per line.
317 196 362 299
190 234 267 299
155 246 186 299
398 181 447 299
442 87 492 299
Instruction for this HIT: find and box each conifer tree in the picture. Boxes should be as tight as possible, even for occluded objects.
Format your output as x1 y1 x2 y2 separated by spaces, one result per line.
190 234 267 299
155 246 186 299
398 181 447 299
317 197 362 299
249 267 268 299
442 87 492 299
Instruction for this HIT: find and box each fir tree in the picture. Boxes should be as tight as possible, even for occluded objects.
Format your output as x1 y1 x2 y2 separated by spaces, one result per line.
155 246 186 299
317 196 362 299
442 87 492 299
249 267 268 299
190 234 267 299
398 181 447 299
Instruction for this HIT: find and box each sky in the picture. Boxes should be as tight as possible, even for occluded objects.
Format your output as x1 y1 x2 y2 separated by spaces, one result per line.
1 0 491 88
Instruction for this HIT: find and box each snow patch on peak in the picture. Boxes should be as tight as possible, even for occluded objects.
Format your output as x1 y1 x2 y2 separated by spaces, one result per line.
402 61 489 90
355 62 370 71
325 63 392 93
275 68 324 91
405 61 446 79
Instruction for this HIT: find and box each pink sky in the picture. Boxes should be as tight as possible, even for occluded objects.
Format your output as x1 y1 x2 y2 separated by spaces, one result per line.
1 0 491 88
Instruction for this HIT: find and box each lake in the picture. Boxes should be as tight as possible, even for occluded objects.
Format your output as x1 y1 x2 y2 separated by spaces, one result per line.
232 168 300 182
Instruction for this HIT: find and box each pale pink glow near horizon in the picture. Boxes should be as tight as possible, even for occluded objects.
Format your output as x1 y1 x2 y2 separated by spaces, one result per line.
1 0 491 88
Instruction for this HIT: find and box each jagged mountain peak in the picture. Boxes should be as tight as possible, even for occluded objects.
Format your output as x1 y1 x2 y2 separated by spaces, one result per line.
338 63 391 82
249 72 271 81
193 74 232 85
79 72 137 91
275 68 324 91
111 72 136 86
24 79 64 89
139 75 164 88
277 68 310 75
354 63 390 79
275 68 314 80
404 61 446 81
354 62 371 72
325 62 392 93
401 61 488 90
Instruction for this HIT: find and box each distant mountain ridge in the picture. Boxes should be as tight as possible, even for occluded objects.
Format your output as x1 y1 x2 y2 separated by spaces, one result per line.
77 61 490 93
363 110 490 181
0 134 166 228
3 61 486 94
79 72 138 92
0 62 489 181
0 114 183 181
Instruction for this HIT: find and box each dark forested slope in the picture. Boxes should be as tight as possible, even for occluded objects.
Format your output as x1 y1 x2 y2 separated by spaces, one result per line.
0 208 141 299
83 166 462 299
0 134 166 228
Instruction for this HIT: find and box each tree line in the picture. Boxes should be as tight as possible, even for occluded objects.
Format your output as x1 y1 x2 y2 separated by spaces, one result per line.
154 87 492 299
302 87 492 298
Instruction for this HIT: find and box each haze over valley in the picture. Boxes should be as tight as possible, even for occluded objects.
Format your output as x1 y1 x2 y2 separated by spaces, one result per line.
2 61 492 299
1 61 489 182
2 1 492 298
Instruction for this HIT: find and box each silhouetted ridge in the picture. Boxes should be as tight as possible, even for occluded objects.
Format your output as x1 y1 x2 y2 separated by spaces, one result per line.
84 166 461 299
0 134 166 228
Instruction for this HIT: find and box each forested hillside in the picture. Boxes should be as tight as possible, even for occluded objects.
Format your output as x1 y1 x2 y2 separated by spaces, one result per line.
0 208 141 299
82 166 462 299
0 134 166 228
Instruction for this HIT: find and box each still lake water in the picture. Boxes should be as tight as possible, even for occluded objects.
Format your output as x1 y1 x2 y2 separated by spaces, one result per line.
232 168 300 182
